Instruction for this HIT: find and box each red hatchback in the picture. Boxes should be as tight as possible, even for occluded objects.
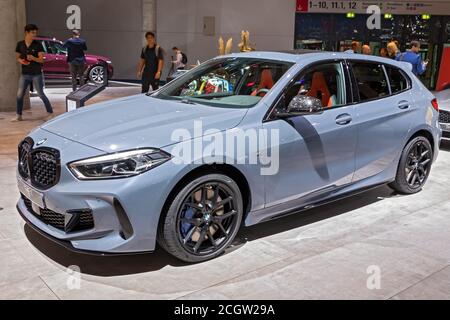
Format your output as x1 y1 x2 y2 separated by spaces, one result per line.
36 37 114 84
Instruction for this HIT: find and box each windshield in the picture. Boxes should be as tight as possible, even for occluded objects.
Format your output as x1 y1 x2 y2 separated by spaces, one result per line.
155 57 294 108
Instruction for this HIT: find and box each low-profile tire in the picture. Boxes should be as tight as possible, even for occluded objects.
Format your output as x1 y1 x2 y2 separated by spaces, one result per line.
389 136 433 194
157 174 243 263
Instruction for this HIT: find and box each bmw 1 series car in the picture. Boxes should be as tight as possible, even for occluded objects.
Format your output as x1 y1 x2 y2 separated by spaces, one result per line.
16 52 441 262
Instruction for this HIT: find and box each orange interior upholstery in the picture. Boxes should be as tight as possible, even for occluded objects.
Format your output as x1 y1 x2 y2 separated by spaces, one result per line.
251 69 274 96
307 72 331 107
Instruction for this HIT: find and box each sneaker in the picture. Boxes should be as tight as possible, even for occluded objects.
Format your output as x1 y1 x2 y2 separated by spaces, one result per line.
11 115 23 122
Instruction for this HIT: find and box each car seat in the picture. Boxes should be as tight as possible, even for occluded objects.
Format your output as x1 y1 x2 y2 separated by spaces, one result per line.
251 69 274 96
307 72 331 107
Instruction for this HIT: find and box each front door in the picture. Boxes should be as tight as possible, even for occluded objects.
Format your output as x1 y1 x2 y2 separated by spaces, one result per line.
43 40 70 79
264 61 357 208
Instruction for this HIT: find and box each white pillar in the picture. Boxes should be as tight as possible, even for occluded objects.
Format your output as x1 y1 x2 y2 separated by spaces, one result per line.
0 0 27 112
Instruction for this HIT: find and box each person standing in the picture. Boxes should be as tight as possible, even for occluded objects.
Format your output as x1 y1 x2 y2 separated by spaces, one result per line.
379 47 389 58
172 47 186 70
362 45 372 55
12 24 53 122
64 30 88 92
387 41 400 59
351 41 361 53
137 32 164 93
396 41 428 76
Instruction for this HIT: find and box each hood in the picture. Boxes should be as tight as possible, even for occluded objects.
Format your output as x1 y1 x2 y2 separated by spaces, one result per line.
86 54 111 62
434 89 450 112
41 95 248 152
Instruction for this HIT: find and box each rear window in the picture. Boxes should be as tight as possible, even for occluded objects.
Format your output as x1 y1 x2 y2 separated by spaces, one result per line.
351 62 390 102
385 66 410 94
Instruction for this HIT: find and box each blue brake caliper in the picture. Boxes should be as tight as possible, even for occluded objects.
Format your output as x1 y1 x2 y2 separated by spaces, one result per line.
181 207 195 236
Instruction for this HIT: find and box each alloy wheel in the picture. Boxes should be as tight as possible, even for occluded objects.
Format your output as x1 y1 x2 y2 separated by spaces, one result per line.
405 141 432 189
176 182 239 256
89 66 105 84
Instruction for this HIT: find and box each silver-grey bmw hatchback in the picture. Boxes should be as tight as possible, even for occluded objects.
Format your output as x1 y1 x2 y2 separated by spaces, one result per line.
16 52 442 262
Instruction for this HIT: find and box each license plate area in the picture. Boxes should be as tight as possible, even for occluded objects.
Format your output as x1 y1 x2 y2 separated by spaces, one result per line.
18 177 45 209
440 123 450 132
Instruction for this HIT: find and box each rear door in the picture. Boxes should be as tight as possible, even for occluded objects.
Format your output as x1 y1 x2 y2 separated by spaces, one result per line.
349 60 415 182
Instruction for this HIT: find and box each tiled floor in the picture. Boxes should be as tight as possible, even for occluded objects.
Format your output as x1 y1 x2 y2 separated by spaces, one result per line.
0 86 449 299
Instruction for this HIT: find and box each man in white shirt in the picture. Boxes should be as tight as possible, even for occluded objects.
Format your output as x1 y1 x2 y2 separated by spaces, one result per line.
172 47 186 70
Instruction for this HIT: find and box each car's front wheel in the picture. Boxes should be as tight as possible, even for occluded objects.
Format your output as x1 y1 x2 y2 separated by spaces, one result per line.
389 136 433 194
158 174 243 263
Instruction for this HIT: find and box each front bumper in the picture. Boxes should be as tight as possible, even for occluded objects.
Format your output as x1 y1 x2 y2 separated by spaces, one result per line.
440 123 450 139
439 110 450 139
15 129 187 254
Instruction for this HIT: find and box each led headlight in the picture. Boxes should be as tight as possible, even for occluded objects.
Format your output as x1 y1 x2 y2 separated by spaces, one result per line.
69 149 171 180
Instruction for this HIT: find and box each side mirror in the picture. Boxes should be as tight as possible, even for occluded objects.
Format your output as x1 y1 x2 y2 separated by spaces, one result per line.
288 95 323 115
276 95 323 118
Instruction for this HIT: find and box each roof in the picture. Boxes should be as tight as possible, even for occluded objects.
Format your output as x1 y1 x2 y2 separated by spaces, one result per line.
223 50 415 72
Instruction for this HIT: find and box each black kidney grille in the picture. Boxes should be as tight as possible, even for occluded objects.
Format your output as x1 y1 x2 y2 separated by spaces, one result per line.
439 110 450 124
30 150 59 189
18 140 32 179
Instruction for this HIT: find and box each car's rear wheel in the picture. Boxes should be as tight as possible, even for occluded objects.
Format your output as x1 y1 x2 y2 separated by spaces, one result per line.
158 174 243 263
88 65 105 84
389 136 433 194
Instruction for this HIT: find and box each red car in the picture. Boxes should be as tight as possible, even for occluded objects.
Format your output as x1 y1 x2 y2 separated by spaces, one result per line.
36 37 114 84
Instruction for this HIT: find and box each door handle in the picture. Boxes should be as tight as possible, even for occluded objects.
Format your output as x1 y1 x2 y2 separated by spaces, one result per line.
335 113 352 125
398 101 410 110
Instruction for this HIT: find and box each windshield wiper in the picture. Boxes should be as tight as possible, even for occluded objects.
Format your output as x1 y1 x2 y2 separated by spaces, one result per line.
180 98 197 105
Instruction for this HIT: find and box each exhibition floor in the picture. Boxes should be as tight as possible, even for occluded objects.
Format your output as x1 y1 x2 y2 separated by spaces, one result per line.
0 87 449 299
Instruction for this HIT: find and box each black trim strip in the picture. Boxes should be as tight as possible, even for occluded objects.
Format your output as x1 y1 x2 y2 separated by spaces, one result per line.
17 204 153 257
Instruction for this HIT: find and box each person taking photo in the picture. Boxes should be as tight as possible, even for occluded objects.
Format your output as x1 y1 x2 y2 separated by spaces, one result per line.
64 29 88 92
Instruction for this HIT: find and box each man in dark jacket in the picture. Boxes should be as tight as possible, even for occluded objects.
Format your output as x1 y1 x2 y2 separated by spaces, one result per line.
64 30 88 91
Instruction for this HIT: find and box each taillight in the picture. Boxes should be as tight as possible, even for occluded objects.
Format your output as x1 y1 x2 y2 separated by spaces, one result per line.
431 98 439 112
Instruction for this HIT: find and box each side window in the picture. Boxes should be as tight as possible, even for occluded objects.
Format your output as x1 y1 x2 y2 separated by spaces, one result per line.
45 41 67 55
282 62 347 109
351 62 390 101
385 66 410 94
45 41 57 54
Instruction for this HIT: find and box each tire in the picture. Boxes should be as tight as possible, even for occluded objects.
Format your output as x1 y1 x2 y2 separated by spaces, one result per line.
157 174 243 263
88 65 105 84
389 136 433 194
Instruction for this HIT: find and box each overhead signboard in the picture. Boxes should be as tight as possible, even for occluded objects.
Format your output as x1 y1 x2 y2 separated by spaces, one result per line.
296 0 450 15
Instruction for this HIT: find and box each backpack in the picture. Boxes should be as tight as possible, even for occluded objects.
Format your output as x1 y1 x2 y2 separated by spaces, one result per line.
181 52 188 64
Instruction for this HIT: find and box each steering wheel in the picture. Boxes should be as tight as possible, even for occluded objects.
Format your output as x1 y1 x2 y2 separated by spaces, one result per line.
255 88 270 97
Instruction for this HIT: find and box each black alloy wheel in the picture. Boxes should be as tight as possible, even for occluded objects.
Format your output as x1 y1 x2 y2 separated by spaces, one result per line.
158 174 243 263
389 136 433 194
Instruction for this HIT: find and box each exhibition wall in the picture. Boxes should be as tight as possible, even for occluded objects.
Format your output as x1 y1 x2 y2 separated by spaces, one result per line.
25 0 146 80
156 0 297 65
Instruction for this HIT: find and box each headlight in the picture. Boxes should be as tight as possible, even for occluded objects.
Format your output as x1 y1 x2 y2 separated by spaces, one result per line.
69 149 171 180
106 60 112 64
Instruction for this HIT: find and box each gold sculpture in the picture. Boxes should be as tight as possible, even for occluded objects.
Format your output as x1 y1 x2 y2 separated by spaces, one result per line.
218 37 233 55
238 30 255 52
